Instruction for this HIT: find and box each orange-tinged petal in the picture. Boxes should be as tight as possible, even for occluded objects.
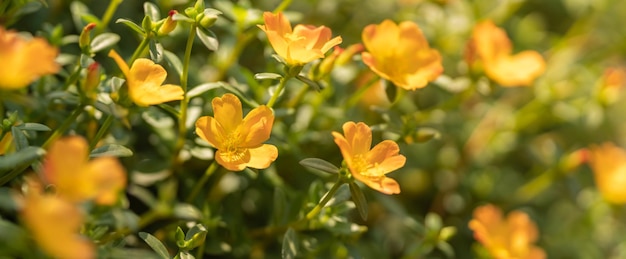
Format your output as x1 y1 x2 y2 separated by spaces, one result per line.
0 27 60 89
240 105 274 148
212 94 243 133
21 181 94 259
107 49 130 77
87 157 127 205
215 149 250 171
342 122 372 156
332 131 354 167
261 12 292 36
44 136 94 203
352 173 401 195
588 143 626 204
128 59 184 106
485 51 546 87
195 115 227 149
472 21 512 61
366 140 406 173
245 144 278 169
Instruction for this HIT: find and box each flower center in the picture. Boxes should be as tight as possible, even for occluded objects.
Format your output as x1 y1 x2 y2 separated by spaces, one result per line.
221 131 246 163
285 32 305 43
352 155 384 180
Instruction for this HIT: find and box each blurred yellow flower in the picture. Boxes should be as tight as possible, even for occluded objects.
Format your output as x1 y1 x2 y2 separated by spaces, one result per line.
469 204 546 259
108 50 184 106
466 21 545 87
588 142 626 204
258 12 343 66
43 136 126 205
361 20 443 90
332 121 406 194
0 26 60 90
21 179 94 259
195 94 278 171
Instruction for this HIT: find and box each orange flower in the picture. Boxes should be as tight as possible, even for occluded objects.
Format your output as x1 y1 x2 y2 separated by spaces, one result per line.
466 21 545 87
108 50 184 106
195 94 278 171
21 179 94 259
361 20 443 90
43 136 126 205
332 121 406 194
587 143 626 204
258 12 343 66
469 204 546 259
0 26 60 90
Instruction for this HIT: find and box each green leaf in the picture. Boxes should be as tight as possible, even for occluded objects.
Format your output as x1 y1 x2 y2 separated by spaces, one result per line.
173 203 202 220
349 182 368 220
196 27 219 51
138 232 170 259
425 212 443 232
295 75 322 91
70 1 90 29
15 1 44 16
281 228 298 259
272 188 289 225
177 251 195 259
149 40 164 63
254 73 283 80
143 2 161 21
172 13 195 23
90 144 133 158
183 224 207 250
0 147 45 171
175 227 186 248
116 18 145 35
10 127 28 151
299 158 339 174
15 123 50 131
187 82 223 99
164 50 183 77
91 33 120 53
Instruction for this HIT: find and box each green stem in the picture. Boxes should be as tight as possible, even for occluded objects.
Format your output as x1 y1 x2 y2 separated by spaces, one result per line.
344 75 380 109
173 24 197 168
267 75 293 108
185 161 218 203
274 0 293 13
306 179 345 220
98 209 166 244
0 105 85 185
89 114 114 150
129 36 151 63
96 0 123 34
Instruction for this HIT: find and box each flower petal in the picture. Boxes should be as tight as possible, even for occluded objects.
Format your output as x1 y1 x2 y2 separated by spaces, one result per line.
366 140 406 174
43 136 92 203
245 144 278 169
240 105 274 148
215 149 250 171
342 122 372 156
195 115 226 150
128 59 184 106
485 51 546 87
87 157 127 205
107 49 130 78
212 93 243 133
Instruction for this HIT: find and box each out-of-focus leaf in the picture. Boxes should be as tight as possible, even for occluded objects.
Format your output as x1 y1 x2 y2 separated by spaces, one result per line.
349 182 368 220
437 241 455 258
327 183 350 206
272 187 289 225
70 1 90 29
187 82 223 99
296 75 322 91
139 232 170 259
254 73 282 80
149 40 164 63
172 13 195 23
196 27 219 51
116 18 145 35
14 123 50 132
164 50 183 77
10 127 28 151
91 33 120 53
90 144 133 158
425 212 442 232
15 1 44 16
143 2 161 21
299 158 339 174
182 224 207 250
177 251 195 259
281 228 298 259
173 203 202 220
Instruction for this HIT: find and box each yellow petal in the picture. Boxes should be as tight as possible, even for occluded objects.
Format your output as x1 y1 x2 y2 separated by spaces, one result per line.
107 49 130 77
588 143 626 204
366 140 406 174
472 20 512 61
352 173 400 195
245 144 278 169
485 51 546 87
87 157 127 205
215 149 250 171
195 115 227 150
43 136 94 203
342 122 372 156
128 59 184 106
212 93 243 133
240 105 274 147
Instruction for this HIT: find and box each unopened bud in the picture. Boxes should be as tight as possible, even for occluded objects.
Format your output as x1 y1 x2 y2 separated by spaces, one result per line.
336 43 364 65
158 10 178 36
82 62 101 99
197 9 221 28
559 148 589 173
79 23 97 52
316 47 341 78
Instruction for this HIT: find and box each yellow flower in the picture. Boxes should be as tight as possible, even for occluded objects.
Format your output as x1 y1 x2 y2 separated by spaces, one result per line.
258 12 343 66
43 136 126 205
588 142 626 204
195 94 278 171
0 26 60 90
361 20 443 90
21 179 94 259
332 121 406 194
108 50 184 106
466 21 545 87
469 204 546 259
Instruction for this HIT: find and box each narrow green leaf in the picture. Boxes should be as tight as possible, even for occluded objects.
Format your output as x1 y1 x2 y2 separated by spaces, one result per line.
254 73 283 80
349 182 368 220
299 158 339 174
138 232 170 259
91 33 120 53
183 224 207 250
143 2 161 21
116 18 145 35
187 82 223 99
149 40 164 63
172 13 195 23
196 27 219 51
70 1 90 29
178 251 195 259
90 144 133 158
175 227 186 248
272 188 289 225
0 147 45 171
173 203 202 220
10 127 28 151
281 228 298 259
15 123 50 132
15 1 44 16
164 50 183 77
295 75 322 91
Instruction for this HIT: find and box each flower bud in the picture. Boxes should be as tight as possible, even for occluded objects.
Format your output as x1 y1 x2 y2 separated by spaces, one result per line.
335 43 363 65
79 23 97 53
82 62 101 99
316 47 341 79
198 9 221 28
158 10 178 36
